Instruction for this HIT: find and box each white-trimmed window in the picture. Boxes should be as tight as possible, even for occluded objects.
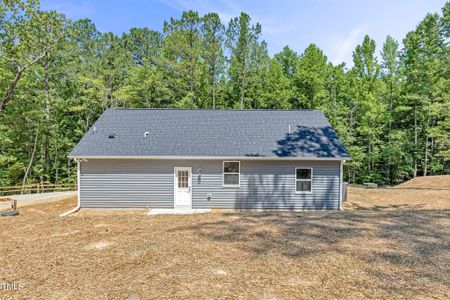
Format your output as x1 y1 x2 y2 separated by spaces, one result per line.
295 168 312 193
223 161 240 187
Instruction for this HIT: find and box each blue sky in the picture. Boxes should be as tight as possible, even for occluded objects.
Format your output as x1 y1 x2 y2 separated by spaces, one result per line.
40 0 446 67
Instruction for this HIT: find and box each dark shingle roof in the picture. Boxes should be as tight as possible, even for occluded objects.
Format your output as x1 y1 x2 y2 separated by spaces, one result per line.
69 109 350 159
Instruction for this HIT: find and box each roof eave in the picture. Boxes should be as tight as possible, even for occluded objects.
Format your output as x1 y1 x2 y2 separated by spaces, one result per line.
68 155 351 161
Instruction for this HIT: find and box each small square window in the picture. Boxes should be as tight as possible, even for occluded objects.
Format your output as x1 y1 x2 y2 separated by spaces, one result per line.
296 181 311 192
224 174 239 185
224 162 239 173
296 168 311 180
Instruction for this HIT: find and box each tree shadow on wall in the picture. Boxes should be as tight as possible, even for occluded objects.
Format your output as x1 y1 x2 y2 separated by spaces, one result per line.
233 173 337 211
272 125 349 158
233 174 294 210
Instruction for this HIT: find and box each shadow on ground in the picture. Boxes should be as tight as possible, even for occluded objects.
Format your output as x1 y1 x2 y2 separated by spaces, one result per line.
345 202 428 211
171 209 450 296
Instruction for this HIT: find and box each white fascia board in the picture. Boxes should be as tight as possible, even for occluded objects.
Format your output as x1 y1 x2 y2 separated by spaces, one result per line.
68 155 351 161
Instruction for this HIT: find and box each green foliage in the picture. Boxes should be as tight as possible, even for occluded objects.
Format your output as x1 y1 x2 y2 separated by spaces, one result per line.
115 66 174 108
226 12 268 108
0 1 448 187
123 27 162 66
258 59 292 109
274 46 298 77
201 13 226 109
294 44 330 109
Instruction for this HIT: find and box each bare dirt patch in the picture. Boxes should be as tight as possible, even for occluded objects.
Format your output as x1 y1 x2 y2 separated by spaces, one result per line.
345 187 450 210
0 179 449 299
84 241 114 250
346 175 450 211
76 208 147 217
394 175 450 190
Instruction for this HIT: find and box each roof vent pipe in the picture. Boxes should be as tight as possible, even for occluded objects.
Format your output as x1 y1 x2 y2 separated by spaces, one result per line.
288 125 291 134
93 126 97 133
144 131 149 139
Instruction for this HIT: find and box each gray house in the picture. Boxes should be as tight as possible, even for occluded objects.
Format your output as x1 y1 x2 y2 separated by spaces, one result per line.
68 109 350 211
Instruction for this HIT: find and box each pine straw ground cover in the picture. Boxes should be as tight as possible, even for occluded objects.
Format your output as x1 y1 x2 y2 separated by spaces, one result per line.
0 185 449 299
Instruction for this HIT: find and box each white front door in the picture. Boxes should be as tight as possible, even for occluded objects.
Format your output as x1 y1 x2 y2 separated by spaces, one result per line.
174 167 192 208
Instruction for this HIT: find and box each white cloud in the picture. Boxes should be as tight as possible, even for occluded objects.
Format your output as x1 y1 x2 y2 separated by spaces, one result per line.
330 26 366 66
156 0 235 24
156 0 295 30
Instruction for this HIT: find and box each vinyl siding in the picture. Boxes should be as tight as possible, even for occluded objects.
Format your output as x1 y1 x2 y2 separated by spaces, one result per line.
80 159 341 210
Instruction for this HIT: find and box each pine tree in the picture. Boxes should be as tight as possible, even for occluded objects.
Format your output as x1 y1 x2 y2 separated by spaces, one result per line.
226 12 266 108
201 13 226 109
380 35 401 183
352 35 385 182
163 11 202 105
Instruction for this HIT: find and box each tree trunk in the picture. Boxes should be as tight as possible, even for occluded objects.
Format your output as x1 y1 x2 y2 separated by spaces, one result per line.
431 137 435 158
21 126 40 194
424 137 428 176
188 27 195 99
44 51 51 182
240 64 246 109
54 143 59 185
239 44 247 109
211 60 216 109
349 107 355 128
0 49 52 112
212 80 216 109
387 80 393 184
413 103 418 178
0 67 24 112
189 62 195 95
67 159 71 183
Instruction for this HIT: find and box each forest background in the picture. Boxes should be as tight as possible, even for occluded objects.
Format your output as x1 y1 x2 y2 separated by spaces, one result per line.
0 0 448 187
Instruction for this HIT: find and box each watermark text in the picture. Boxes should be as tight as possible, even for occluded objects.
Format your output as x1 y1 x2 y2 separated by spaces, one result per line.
0 282 24 292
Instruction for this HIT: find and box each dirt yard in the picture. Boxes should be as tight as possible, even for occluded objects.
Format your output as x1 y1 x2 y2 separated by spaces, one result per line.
345 175 450 211
0 176 449 299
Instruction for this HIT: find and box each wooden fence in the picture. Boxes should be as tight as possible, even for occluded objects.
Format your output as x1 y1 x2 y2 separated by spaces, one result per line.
0 183 77 196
